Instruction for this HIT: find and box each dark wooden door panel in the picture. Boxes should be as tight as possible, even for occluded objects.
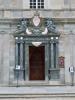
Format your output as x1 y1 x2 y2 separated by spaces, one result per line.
29 46 45 80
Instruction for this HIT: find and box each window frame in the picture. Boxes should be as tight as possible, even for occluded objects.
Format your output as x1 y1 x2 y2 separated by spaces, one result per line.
30 0 44 9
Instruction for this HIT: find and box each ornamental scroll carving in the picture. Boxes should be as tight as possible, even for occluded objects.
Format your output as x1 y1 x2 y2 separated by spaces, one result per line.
15 12 57 36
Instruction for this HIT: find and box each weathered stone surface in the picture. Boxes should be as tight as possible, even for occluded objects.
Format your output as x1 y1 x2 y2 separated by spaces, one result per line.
0 0 74 9
0 0 75 100
0 87 74 99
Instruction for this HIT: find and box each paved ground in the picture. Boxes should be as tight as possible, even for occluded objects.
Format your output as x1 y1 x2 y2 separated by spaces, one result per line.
0 86 74 94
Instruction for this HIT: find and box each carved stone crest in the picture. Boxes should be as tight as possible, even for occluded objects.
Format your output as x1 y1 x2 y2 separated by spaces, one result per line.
15 12 58 36
33 15 40 26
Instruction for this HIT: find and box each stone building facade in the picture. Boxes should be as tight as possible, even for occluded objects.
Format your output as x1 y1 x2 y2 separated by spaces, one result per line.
0 0 75 100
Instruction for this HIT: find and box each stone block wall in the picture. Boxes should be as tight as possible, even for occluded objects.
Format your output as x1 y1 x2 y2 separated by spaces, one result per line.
0 9 74 86
0 0 75 9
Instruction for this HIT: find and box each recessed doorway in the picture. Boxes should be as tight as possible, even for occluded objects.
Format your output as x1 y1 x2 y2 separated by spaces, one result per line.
29 46 45 80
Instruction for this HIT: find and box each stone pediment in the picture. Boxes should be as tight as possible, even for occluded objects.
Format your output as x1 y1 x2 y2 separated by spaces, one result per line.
14 13 58 36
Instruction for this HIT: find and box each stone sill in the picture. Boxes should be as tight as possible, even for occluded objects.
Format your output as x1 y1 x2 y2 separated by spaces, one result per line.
11 80 60 86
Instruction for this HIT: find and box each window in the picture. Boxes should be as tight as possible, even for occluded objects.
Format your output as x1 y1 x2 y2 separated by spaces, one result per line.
30 0 44 9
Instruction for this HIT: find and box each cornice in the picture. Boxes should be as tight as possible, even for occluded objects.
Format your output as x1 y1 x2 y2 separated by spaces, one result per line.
0 8 75 11
0 18 75 24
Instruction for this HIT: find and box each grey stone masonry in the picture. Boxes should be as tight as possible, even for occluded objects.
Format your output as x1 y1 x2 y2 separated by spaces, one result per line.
0 86 74 98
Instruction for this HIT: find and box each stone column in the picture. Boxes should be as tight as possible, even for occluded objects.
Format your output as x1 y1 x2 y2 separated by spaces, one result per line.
56 42 58 68
20 42 24 80
48 43 51 80
15 43 18 66
20 43 23 69
51 43 54 68
45 43 49 81
25 44 29 81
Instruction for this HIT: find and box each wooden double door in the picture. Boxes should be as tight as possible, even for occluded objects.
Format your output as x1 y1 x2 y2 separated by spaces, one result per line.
29 46 45 80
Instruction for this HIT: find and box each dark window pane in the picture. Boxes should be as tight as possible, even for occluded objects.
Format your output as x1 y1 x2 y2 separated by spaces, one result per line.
41 3 44 5
38 0 40 2
30 3 33 5
33 0 36 2
30 5 33 8
41 0 44 2
30 0 32 2
33 6 36 8
32 6 33 8
38 3 40 5
41 6 44 8
38 6 40 8
33 3 36 5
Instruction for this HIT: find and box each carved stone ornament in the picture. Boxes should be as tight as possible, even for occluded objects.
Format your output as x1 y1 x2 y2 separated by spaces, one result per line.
32 42 42 47
42 27 48 35
26 28 32 35
33 15 40 26
15 13 58 36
